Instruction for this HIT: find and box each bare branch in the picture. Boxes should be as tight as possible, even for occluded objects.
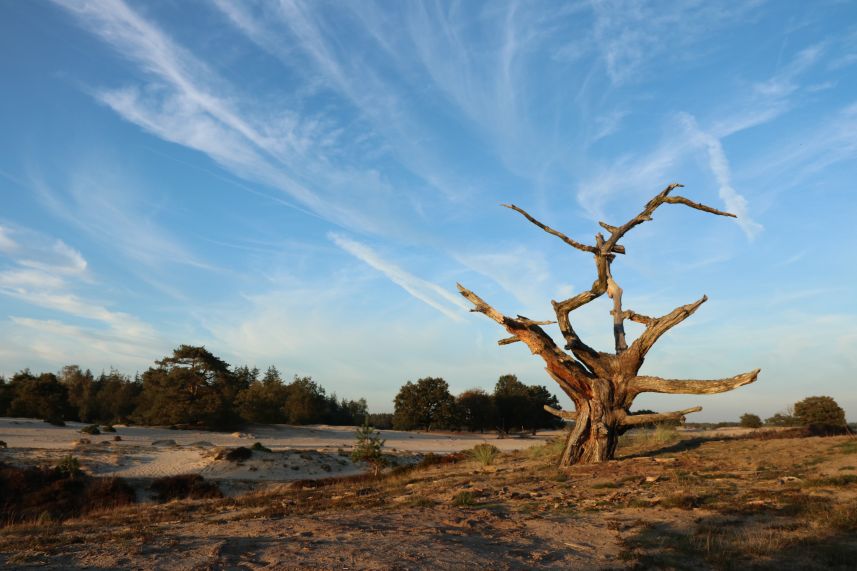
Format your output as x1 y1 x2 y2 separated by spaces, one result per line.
544 405 577 420
502 204 595 253
630 369 761 396
624 295 708 368
663 196 737 218
502 204 626 255
618 310 654 325
457 283 595 397
516 315 557 326
621 406 702 426
498 336 520 346
598 221 618 234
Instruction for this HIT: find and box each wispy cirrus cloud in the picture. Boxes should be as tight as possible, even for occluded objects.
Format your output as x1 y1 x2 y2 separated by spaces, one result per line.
329 232 466 321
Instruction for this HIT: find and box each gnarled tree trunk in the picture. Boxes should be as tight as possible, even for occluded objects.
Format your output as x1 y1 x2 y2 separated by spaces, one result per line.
458 183 760 467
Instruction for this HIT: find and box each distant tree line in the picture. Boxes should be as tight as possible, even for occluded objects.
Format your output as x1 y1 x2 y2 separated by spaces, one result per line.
392 374 562 434
0 345 367 430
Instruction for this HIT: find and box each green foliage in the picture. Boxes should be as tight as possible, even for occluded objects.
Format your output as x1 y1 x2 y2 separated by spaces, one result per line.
457 389 496 433
7 370 69 425
740 413 763 429
765 406 801 427
134 345 242 429
0 347 368 430
469 443 499 466
235 366 288 424
393 377 458 431
80 424 100 435
794 396 847 435
493 374 561 434
55 455 81 478
352 419 386 474
367 413 393 429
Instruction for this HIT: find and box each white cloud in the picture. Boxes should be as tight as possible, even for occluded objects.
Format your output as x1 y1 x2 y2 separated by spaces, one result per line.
329 233 466 321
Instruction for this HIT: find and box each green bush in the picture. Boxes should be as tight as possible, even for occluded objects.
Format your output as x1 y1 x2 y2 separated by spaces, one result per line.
794 396 847 435
469 443 499 466
740 413 763 428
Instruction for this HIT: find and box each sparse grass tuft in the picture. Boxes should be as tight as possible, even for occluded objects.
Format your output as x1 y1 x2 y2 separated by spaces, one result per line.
469 443 499 466
452 491 476 507
805 474 857 487
55 455 80 478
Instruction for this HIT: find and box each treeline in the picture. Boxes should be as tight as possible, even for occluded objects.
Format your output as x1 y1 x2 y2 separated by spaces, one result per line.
0 345 367 430
390 374 562 434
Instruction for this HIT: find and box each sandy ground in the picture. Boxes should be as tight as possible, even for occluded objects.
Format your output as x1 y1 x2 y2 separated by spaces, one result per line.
2 431 856 569
0 417 556 483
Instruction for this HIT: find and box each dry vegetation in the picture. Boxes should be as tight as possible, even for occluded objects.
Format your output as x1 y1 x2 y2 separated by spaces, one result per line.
1 430 856 570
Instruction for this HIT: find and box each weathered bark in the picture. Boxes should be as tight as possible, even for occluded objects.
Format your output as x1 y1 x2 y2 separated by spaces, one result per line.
459 183 760 467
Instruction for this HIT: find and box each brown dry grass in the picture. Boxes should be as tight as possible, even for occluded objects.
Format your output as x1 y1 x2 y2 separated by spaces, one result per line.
1 431 856 569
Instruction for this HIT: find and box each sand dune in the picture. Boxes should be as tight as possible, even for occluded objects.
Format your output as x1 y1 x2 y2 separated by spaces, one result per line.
0 418 556 484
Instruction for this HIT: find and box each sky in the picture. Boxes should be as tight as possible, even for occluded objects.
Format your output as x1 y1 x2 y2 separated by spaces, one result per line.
1 0 855 421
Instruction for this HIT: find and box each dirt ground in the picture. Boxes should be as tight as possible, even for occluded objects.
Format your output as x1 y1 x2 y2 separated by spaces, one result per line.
1 429 856 570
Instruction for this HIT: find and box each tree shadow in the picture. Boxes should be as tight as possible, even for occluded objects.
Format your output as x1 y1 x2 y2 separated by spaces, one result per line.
621 435 724 459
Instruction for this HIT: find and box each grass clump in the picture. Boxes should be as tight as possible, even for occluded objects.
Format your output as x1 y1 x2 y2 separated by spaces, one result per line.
452 491 476 507
250 442 272 453
80 424 100 435
469 443 500 466
55 455 81 478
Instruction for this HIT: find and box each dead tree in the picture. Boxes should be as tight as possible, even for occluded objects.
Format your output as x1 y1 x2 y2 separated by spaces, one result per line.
457 183 760 466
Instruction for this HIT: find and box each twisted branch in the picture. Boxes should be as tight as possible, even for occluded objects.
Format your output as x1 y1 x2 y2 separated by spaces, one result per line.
630 369 761 397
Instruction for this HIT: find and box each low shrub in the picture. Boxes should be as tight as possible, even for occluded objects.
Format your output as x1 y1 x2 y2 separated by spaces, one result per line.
0 462 135 526
250 442 272 453
80 424 101 435
101 425 117 433
0 440 6 448
149 474 222 502
55 455 81 478
113 435 122 441
217 446 252 462
469 443 500 466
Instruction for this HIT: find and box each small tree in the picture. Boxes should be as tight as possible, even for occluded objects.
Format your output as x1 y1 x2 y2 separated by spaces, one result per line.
740 413 763 429
794 396 847 435
393 377 457 431
352 419 386 475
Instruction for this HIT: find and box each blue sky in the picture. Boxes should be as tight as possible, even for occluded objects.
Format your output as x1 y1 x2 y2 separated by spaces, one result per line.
1 0 855 420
